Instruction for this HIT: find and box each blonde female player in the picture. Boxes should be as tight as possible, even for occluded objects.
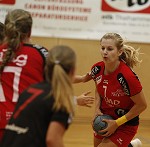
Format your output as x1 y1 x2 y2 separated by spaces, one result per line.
74 33 147 147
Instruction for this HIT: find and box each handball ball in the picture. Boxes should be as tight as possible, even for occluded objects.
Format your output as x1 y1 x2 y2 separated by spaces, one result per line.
93 114 113 135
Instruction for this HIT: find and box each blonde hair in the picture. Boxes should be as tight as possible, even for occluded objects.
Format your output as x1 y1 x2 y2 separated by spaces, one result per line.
100 33 141 68
45 45 76 115
0 9 32 75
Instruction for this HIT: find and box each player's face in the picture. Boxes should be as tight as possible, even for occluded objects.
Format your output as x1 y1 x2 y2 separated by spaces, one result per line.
100 39 121 64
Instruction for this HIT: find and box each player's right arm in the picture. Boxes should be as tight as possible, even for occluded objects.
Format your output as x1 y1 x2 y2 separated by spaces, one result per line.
73 72 92 83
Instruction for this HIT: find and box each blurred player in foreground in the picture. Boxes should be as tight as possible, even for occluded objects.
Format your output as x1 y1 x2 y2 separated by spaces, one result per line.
0 45 94 147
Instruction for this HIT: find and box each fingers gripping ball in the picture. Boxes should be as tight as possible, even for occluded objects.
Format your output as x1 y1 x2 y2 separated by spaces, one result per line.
93 114 113 135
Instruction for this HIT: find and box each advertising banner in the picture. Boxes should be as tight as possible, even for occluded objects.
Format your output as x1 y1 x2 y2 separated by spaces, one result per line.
0 0 150 43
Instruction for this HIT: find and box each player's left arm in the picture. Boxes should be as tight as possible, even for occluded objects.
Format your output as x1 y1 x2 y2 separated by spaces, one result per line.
46 121 65 147
100 92 147 137
125 90 147 121
121 69 147 121
116 69 147 125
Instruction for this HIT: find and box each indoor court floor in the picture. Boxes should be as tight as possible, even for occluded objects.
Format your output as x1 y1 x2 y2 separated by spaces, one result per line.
64 119 150 147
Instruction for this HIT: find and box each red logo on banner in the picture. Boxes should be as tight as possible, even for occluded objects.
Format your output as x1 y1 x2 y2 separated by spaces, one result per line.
101 0 150 13
0 0 16 5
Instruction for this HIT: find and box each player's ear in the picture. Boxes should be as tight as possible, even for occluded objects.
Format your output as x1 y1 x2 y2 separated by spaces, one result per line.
118 48 123 57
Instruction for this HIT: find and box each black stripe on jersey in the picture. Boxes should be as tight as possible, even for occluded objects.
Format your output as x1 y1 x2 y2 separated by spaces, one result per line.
125 63 140 81
91 66 101 80
131 69 140 81
24 44 48 65
117 73 130 96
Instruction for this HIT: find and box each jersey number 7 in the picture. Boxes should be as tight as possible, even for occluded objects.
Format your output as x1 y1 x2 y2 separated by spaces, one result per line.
0 66 22 102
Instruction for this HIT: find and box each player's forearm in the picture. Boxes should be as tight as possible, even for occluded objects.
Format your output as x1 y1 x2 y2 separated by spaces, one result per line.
115 103 146 127
115 99 147 127
125 103 146 121
73 72 92 83
73 75 84 83
126 91 147 122
94 89 102 114
115 91 147 126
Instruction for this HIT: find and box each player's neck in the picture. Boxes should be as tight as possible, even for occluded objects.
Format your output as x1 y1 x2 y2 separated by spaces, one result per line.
104 61 120 75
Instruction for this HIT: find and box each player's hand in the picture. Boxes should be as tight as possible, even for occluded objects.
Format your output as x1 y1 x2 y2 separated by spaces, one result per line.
92 110 103 122
91 111 104 129
99 119 118 137
76 91 94 107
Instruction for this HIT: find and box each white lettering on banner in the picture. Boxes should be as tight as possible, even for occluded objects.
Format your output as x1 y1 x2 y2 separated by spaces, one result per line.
0 1 150 43
105 0 150 11
34 0 83 4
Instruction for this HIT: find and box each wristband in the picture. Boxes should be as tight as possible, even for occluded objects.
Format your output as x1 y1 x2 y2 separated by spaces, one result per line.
115 115 128 126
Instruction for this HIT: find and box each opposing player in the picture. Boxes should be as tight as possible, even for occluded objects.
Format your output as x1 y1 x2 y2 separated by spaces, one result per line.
1 45 77 147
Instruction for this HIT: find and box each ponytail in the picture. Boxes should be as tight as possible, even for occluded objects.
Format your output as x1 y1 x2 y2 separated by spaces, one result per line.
0 22 21 75
52 64 75 115
120 45 141 68
45 45 76 115
0 9 32 76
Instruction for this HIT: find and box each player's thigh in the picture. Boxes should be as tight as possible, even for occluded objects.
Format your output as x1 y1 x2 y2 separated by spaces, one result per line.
94 137 103 147
94 132 103 147
98 138 117 147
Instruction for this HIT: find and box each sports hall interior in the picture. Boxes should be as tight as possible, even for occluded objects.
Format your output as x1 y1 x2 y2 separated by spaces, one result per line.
32 37 150 147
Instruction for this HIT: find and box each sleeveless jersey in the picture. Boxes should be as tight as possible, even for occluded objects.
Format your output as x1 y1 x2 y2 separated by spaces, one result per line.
91 61 142 125
0 43 48 129
1 82 72 147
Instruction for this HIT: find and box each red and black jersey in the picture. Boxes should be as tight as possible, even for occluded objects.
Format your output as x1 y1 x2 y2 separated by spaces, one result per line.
91 61 142 126
0 43 48 129
1 81 72 147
